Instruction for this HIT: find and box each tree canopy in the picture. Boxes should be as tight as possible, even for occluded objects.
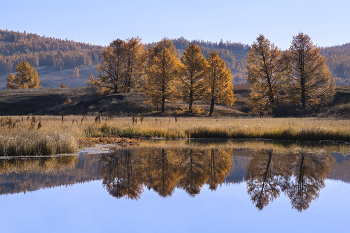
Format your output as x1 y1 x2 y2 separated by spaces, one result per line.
88 37 145 94
247 33 336 115
144 46 180 113
179 44 208 112
247 35 287 115
285 33 335 109
6 61 41 90
205 51 235 116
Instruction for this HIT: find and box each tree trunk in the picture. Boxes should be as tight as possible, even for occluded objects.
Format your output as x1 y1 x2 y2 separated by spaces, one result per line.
161 78 165 113
114 83 118 93
161 96 165 113
209 96 215 117
301 76 306 109
189 88 193 113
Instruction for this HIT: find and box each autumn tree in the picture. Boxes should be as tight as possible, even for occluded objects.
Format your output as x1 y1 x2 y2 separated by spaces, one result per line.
73 67 79 78
180 44 208 112
247 35 287 115
89 38 145 94
93 39 125 94
285 33 335 109
144 47 180 113
205 52 235 116
122 37 146 92
6 61 41 90
152 38 180 59
87 74 95 86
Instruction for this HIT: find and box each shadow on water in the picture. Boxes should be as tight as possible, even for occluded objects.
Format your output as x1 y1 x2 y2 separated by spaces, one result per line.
1 139 350 212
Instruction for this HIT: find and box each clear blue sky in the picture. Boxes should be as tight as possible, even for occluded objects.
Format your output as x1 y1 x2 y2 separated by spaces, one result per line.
1 0 349 49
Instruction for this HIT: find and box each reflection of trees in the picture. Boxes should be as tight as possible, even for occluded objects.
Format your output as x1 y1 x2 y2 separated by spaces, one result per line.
0 156 79 174
98 147 234 199
0 156 84 195
246 150 281 210
205 148 232 191
179 149 208 196
145 149 180 197
281 153 334 212
246 150 334 211
99 149 144 200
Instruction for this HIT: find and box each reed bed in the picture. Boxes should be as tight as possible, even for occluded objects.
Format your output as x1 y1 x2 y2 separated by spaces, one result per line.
1 115 350 156
83 116 350 141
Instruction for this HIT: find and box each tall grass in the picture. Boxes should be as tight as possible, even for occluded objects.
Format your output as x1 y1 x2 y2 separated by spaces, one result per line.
83 116 350 141
1 115 350 156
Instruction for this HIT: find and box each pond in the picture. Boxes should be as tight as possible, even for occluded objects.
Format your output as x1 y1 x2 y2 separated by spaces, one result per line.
0 139 350 233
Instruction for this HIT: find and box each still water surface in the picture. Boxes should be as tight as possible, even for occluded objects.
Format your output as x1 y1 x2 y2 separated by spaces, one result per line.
1 140 350 233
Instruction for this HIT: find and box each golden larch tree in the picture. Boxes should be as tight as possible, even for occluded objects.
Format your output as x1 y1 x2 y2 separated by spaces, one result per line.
180 44 208 112
247 35 287 115
144 48 180 113
6 61 41 90
122 37 146 92
285 33 335 109
73 67 79 78
205 51 235 116
92 39 126 94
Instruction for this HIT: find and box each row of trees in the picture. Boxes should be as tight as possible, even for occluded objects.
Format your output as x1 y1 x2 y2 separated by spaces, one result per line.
247 33 335 115
88 38 235 116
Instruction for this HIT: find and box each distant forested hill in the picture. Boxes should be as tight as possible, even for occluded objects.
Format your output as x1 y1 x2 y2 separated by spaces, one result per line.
321 43 350 85
0 29 104 74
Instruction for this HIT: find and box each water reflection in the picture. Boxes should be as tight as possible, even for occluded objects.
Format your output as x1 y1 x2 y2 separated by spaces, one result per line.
0 140 348 212
246 150 334 211
99 147 232 199
0 154 100 195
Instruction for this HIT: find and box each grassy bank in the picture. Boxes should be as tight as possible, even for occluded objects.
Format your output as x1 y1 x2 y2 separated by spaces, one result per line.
84 116 350 141
1 116 350 156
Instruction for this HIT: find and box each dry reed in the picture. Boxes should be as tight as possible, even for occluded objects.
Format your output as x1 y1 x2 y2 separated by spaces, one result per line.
1 116 350 156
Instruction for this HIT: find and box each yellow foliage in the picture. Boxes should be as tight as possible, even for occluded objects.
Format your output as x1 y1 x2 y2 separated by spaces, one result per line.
6 61 41 90
144 47 181 113
179 44 208 112
285 33 336 109
205 52 235 116
247 35 287 115
62 98 72 105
